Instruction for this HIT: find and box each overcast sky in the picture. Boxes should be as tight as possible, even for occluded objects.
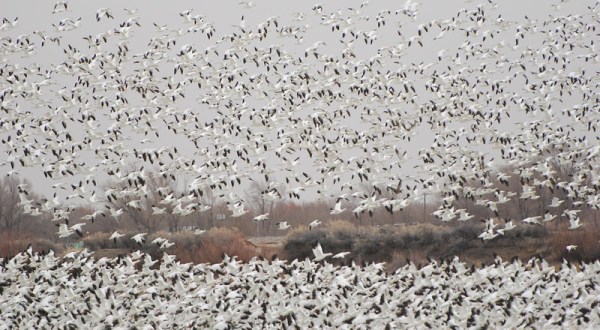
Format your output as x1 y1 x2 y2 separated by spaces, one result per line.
1 0 597 206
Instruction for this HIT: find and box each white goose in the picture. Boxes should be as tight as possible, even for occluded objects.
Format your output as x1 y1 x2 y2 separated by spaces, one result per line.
312 242 332 261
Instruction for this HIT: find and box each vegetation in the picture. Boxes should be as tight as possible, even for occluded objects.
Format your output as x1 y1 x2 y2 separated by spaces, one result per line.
1 162 599 270
280 220 585 268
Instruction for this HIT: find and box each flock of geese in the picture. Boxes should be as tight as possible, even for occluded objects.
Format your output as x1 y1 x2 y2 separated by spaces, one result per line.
1 0 599 244
1 0 598 326
1 247 600 328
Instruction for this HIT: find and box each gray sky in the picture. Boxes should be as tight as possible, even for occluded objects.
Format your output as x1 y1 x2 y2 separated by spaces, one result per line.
1 0 598 213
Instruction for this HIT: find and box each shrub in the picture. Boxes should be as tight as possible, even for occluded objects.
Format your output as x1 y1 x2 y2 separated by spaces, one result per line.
454 224 482 240
402 233 417 247
82 232 112 250
353 236 382 259
418 229 435 246
282 229 327 261
279 218 580 272
380 230 406 250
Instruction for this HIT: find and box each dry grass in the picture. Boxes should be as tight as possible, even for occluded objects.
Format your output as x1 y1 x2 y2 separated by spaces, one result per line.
548 229 600 262
0 231 63 258
170 227 257 264
63 228 261 264
325 219 359 232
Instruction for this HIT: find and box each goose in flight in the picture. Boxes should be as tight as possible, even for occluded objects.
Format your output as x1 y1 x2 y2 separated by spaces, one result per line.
109 231 124 243
330 201 346 215
52 1 68 14
57 224 73 238
1 242 600 327
312 242 332 261
332 251 351 259
309 219 321 230
497 220 515 235
549 197 563 208
564 210 582 229
522 216 541 225
253 213 269 222
151 237 175 249
70 223 86 237
456 209 474 222
567 217 582 230
0 0 598 256
131 233 147 246
479 229 499 241
96 8 114 21
106 207 123 219
239 1 256 8
230 204 249 217
542 212 556 222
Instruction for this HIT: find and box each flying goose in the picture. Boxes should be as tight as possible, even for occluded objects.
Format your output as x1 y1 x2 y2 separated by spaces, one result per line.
131 233 147 246
308 219 321 230
312 242 332 261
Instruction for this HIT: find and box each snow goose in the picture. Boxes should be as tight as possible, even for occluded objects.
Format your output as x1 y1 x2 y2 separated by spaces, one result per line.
312 242 332 261
309 219 321 230
567 217 582 230
109 231 124 243
332 251 351 259
131 233 147 246
549 197 563 208
57 224 73 238
253 213 269 222
330 201 346 215
497 220 515 235
522 216 541 225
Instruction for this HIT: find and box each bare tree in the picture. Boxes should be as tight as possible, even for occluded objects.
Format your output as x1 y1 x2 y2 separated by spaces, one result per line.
102 170 176 233
194 188 216 229
0 176 28 233
245 179 284 236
